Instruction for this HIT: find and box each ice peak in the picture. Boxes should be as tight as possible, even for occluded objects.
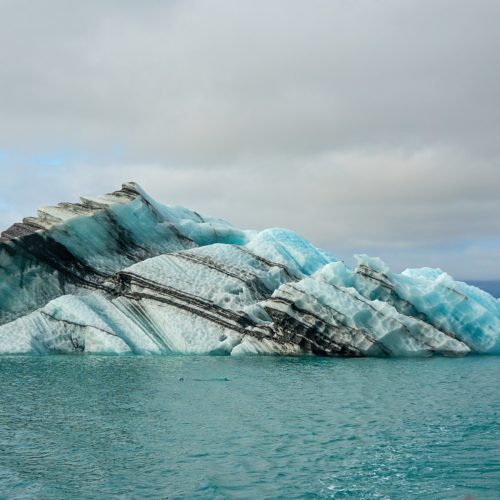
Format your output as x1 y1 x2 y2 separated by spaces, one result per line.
0 184 499 357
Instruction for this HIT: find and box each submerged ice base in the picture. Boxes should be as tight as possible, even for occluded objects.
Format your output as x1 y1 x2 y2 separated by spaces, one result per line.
0 182 498 356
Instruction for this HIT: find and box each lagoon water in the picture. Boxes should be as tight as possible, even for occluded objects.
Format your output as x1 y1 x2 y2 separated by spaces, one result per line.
0 355 499 499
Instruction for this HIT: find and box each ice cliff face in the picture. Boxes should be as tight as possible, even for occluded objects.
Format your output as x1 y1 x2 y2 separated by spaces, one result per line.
0 182 498 356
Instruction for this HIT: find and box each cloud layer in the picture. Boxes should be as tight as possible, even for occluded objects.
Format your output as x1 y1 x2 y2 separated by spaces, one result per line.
0 0 499 278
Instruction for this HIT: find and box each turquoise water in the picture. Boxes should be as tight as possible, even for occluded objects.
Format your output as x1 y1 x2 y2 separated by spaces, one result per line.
0 356 499 499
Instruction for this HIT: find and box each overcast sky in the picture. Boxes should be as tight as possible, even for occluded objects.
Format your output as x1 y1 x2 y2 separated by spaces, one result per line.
0 0 499 279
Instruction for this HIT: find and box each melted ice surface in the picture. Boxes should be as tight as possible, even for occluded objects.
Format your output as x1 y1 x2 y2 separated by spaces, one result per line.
0 182 498 356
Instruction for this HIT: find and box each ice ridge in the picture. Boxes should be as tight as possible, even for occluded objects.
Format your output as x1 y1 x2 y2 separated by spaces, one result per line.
0 182 498 356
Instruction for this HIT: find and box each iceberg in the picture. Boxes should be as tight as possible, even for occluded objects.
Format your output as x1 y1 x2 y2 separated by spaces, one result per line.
0 182 498 356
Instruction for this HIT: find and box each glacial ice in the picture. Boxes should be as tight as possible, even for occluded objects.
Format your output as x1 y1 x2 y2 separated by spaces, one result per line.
0 182 498 356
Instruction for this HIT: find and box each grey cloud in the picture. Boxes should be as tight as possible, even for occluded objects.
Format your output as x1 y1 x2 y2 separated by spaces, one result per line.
2 148 498 279
0 0 499 278
1 0 499 160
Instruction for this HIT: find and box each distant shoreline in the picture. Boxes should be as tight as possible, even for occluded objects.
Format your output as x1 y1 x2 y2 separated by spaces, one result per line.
466 280 500 298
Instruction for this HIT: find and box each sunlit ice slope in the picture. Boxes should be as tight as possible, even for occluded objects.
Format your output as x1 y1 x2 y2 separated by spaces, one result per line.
0 182 498 356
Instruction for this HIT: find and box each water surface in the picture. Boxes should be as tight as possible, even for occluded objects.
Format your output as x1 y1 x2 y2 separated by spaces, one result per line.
0 355 498 498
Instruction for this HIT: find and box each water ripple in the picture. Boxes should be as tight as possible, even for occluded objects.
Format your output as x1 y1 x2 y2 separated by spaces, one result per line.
0 355 498 498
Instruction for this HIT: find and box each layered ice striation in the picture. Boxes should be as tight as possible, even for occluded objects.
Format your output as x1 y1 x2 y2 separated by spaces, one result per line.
0 182 498 356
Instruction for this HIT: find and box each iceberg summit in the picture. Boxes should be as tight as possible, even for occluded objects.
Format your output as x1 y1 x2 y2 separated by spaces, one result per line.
0 182 499 356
